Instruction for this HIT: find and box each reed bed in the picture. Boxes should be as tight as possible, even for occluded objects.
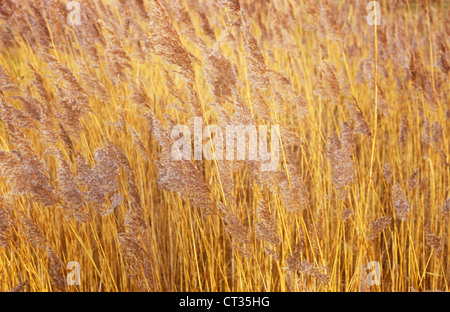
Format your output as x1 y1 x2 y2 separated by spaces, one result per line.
0 0 448 292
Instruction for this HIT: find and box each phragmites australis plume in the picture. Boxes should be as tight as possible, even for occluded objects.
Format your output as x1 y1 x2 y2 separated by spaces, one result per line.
147 0 194 82
255 198 281 250
268 69 309 117
166 0 197 43
119 183 157 291
99 20 133 84
382 163 393 183
54 150 89 222
358 264 371 292
408 52 439 112
425 231 443 260
199 40 236 105
316 60 341 106
19 213 66 291
0 94 36 129
9 280 29 292
0 197 12 247
218 202 251 258
441 198 450 217
147 0 203 116
368 216 392 243
216 159 236 206
12 88 44 124
399 115 409 150
347 97 371 138
218 0 241 23
0 65 18 92
0 123 56 206
195 7 216 42
407 168 420 189
318 1 341 42
279 165 309 212
287 257 329 286
73 142 127 216
240 12 269 90
325 122 354 199
145 111 215 215
392 183 410 221
341 208 354 223
434 42 449 75
40 53 90 111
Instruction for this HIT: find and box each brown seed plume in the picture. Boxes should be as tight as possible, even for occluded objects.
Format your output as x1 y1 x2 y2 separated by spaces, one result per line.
347 97 371 137
0 65 18 92
9 280 29 292
399 115 409 149
383 163 393 183
19 213 66 291
55 151 89 222
392 183 410 221
368 216 392 243
0 123 56 206
434 42 449 75
316 60 341 105
218 202 251 258
425 231 443 260
147 0 195 82
255 198 281 247
0 197 12 247
325 123 355 199
341 209 354 223
441 198 450 217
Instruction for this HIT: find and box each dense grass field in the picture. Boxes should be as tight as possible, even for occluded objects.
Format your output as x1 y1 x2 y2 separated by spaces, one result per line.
0 0 448 292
